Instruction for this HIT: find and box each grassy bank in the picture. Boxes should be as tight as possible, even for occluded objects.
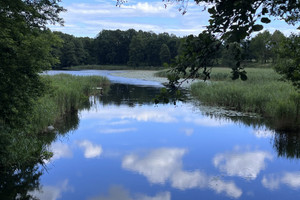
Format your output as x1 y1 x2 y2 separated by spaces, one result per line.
190 68 300 130
31 74 110 132
61 65 164 71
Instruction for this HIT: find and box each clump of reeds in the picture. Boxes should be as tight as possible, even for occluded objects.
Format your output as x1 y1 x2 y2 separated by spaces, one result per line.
31 74 110 132
190 68 300 129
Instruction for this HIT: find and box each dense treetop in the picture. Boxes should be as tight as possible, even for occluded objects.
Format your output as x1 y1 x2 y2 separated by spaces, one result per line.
0 0 65 128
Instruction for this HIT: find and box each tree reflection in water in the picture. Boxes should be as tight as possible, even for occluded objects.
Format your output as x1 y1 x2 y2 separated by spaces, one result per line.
0 102 86 199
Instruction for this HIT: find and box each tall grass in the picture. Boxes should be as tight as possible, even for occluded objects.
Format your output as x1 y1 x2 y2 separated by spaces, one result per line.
190 68 300 130
31 74 110 132
155 67 281 82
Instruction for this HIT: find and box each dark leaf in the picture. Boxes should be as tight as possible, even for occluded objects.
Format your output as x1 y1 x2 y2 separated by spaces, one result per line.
252 24 264 32
240 72 248 81
261 17 271 24
208 7 216 14
262 7 269 15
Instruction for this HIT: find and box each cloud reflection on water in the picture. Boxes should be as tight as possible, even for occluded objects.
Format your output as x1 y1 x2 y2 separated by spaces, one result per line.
262 172 300 190
122 148 242 198
49 142 73 161
29 179 72 200
89 185 170 200
213 151 273 180
77 140 103 158
81 105 232 130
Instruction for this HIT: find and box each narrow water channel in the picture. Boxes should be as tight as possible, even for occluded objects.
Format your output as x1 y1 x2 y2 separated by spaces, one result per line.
33 71 300 199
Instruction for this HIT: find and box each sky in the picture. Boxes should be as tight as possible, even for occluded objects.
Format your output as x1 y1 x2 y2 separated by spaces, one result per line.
50 0 300 38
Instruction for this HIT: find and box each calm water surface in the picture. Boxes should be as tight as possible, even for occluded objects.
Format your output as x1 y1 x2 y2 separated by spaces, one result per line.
35 70 300 199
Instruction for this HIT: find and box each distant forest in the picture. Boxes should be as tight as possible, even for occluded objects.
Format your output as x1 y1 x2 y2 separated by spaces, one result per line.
52 29 288 69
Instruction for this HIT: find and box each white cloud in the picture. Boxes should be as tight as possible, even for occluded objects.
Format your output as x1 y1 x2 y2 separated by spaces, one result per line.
122 2 171 15
261 174 281 190
49 142 73 161
122 148 242 198
81 105 178 123
81 104 232 129
282 172 300 189
89 185 170 200
109 120 131 125
50 0 210 37
122 148 185 184
99 128 137 134
29 179 72 200
213 151 273 180
170 170 208 189
77 140 103 158
262 172 300 190
51 0 299 38
253 128 275 138
209 179 242 199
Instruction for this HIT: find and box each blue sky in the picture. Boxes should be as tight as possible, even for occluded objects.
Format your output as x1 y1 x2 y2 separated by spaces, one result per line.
50 0 299 38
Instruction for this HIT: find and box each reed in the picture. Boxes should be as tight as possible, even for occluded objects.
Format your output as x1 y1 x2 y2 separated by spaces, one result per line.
190 68 300 129
31 74 110 132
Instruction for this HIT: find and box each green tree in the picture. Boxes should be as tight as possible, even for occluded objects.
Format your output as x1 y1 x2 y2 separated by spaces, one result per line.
0 0 64 128
128 33 147 67
249 30 272 63
160 43 171 64
168 32 222 87
117 0 299 86
270 30 286 63
275 34 300 89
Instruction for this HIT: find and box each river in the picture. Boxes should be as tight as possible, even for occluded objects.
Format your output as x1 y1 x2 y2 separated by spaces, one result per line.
32 70 300 199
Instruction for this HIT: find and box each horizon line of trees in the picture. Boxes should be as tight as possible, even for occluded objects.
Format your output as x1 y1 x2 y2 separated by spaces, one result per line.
52 29 290 69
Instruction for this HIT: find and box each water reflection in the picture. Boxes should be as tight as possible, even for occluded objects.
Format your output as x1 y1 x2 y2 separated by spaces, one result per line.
262 172 300 190
122 148 242 199
101 84 161 106
273 131 300 159
213 150 273 180
0 81 106 199
197 102 300 159
4 72 300 199
77 140 103 158
89 186 171 200
50 142 73 161
29 179 72 200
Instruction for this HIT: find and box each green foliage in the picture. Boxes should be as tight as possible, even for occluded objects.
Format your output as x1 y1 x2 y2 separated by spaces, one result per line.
167 32 221 87
274 34 300 89
161 0 300 41
160 44 171 64
53 29 181 69
249 31 272 63
0 0 64 130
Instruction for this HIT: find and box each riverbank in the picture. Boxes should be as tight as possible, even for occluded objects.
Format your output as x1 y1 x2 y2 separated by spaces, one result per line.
189 68 300 130
31 74 110 133
61 65 164 71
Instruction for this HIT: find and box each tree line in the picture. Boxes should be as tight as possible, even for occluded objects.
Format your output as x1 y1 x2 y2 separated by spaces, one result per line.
52 29 289 69
52 29 181 69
